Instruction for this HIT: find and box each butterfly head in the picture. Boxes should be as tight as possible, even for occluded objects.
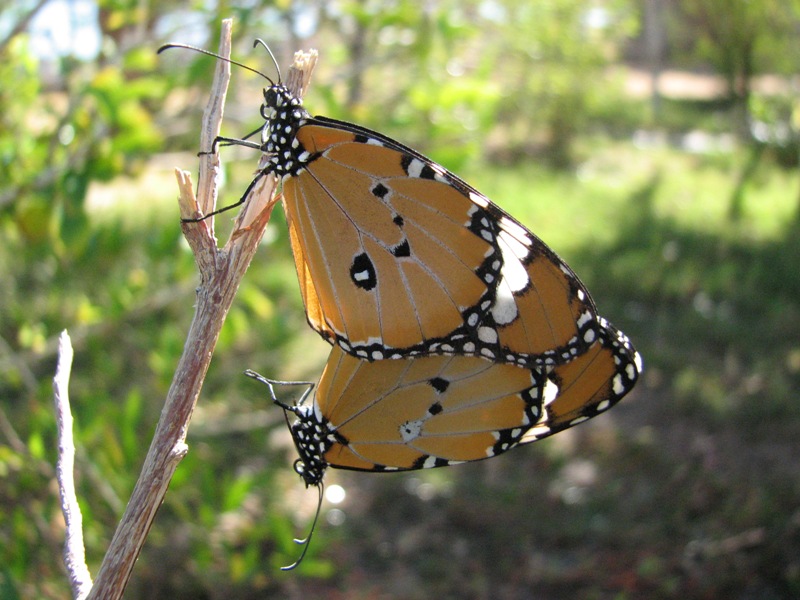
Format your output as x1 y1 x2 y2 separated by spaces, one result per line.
261 84 302 120
244 370 330 486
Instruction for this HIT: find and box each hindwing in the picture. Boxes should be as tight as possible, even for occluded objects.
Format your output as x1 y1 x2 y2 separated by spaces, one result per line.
523 318 642 442
264 318 640 485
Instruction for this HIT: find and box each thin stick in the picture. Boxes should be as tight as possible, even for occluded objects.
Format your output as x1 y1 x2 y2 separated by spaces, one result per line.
53 330 93 600
83 22 317 599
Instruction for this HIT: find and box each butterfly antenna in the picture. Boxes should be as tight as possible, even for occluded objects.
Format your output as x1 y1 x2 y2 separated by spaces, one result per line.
157 42 275 84
281 481 324 571
253 39 282 83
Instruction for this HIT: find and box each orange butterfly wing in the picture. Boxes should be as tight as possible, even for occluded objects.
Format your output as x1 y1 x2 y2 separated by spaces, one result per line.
314 346 546 471
283 122 502 360
523 318 642 443
272 319 638 477
472 203 598 365
281 116 598 366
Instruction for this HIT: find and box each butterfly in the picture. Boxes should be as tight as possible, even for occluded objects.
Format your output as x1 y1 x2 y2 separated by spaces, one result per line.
279 116 599 368
161 41 600 369
246 318 641 488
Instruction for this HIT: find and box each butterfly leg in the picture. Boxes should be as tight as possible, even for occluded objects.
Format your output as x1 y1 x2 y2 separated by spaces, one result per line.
204 125 264 155
182 165 273 222
244 369 315 411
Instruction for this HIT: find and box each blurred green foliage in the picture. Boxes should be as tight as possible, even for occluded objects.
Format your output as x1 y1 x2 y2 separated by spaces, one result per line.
1 0 800 598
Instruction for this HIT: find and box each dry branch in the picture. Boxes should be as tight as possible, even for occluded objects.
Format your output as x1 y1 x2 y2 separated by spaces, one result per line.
47 20 318 599
53 331 93 600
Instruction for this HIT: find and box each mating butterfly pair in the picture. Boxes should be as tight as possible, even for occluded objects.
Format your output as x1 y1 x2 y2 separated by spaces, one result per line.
239 76 641 486
167 42 641 490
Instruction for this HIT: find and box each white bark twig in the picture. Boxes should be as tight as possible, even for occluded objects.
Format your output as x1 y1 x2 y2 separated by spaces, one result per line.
53 330 93 600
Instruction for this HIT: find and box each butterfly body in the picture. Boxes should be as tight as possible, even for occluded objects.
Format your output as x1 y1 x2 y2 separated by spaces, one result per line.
254 85 599 368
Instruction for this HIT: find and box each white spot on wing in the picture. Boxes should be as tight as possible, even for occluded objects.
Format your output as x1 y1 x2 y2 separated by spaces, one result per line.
406 158 424 178
469 191 489 208
491 281 518 325
422 456 439 469
477 327 498 343
400 419 424 442
498 229 531 263
499 217 531 245
497 234 530 292
613 374 625 395
543 379 560 406
490 232 533 325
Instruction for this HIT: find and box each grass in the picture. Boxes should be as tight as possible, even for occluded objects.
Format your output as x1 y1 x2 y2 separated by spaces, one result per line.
471 141 798 248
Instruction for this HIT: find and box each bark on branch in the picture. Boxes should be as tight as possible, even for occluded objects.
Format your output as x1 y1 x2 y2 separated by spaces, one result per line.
53 331 92 600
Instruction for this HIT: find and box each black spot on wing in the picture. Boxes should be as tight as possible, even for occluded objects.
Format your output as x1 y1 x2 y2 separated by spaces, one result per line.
399 155 438 179
371 182 389 199
391 239 411 258
428 377 450 394
419 163 437 179
350 252 377 290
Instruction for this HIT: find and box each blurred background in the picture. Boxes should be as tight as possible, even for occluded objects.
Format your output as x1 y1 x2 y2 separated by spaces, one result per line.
2 1 800 598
